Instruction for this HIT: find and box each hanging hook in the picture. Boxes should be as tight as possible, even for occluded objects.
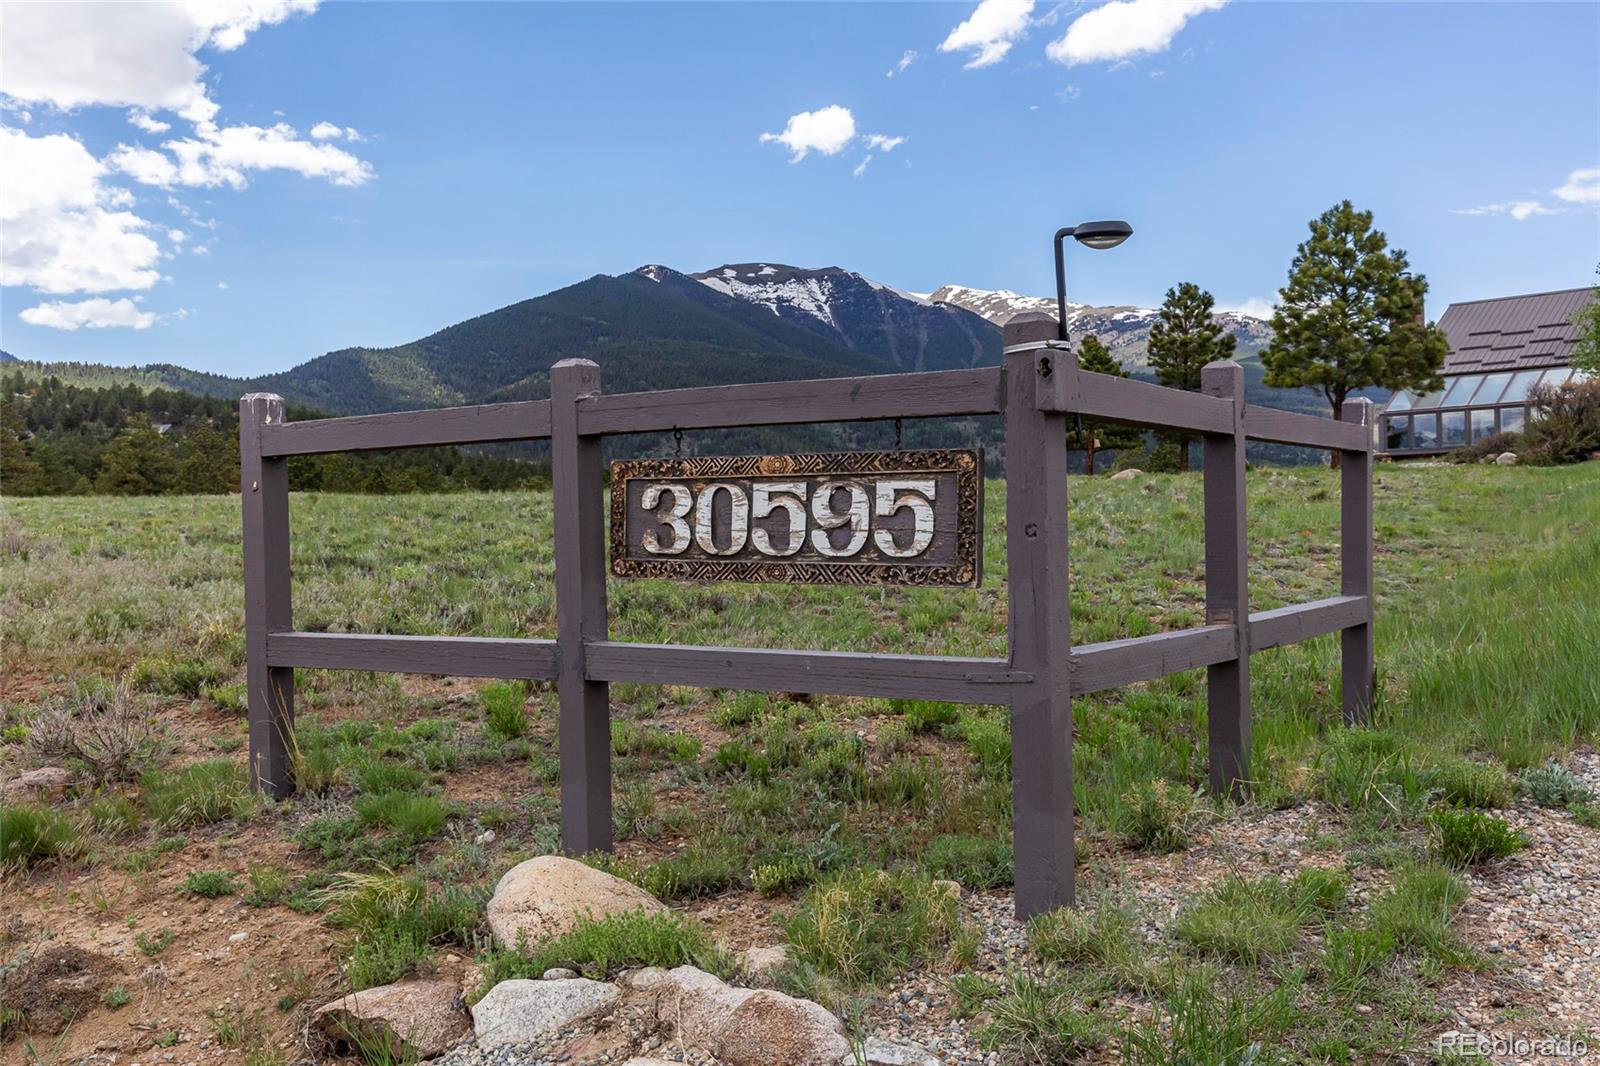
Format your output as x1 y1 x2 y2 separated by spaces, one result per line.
674 427 684 457
894 418 902 451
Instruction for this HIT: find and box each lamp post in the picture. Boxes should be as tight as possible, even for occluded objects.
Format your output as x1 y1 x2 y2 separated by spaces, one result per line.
1053 220 1133 341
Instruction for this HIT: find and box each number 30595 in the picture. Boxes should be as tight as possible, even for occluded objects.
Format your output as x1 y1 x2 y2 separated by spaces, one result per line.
640 480 937 559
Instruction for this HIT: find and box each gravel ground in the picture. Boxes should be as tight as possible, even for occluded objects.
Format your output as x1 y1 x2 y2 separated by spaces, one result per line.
435 751 1600 1066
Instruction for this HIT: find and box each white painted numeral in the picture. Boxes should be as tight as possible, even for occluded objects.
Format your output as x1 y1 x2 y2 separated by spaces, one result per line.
693 483 749 556
750 481 806 557
810 481 869 557
872 479 936 558
640 483 692 555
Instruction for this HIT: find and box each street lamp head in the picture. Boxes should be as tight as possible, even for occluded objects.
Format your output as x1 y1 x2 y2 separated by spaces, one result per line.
1070 219 1133 250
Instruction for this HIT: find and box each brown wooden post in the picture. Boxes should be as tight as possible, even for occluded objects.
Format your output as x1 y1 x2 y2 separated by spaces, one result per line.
240 393 294 797
551 359 612 853
1340 398 1375 725
1003 311 1075 917
1202 361 1250 797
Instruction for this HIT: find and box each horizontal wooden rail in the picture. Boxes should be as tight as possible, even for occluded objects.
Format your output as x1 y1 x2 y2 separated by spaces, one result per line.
261 400 553 456
1069 624 1237 695
584 640 1026 704
1037 366 1235 434
1248 594 1370 651
266 632 559 679
1243 404 1369 451
577 367 1005 436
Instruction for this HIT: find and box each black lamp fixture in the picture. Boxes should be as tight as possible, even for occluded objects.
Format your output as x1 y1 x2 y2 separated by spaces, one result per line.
1053 220 1133 341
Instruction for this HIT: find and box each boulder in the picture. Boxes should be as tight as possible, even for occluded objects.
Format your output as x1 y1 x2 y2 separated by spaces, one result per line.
485 855 667 949
1110 468 1142 481
313 979 465 1060
542 967 579 980
471 977 621 1048
849 1036 946 1065
1496 451 1519 465
3 766 70 803
655 966 848 1066
737 944 790 980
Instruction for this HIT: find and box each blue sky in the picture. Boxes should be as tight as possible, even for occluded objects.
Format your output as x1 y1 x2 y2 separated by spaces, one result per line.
1 1 1596 378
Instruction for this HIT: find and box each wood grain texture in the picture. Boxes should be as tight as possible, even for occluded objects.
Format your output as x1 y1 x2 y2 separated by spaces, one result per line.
584 641 1024 703
240 394 294 798
1003 315 1076 918
267 632 559 679
1203 361 1251 798
260 400 552 456
577 367 1005 435
1340 399 1376 725
1248 595 1370 651
1243 404 1369 451
552 360 612 854
1069 625 1237 695
1040 366 1236 434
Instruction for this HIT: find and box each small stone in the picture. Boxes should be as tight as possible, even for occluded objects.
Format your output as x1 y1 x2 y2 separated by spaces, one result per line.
850 1036 945 1065
1495 452 1519 465
227 932 248 944
541 967 579 981
313 979 465 1060
470 978 620 1048
1110 468 1142 481
738 945 790 980
3 766 71 803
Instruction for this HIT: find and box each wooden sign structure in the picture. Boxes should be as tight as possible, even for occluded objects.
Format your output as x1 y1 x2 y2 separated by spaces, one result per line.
240 311 1377 920
609 449 982 587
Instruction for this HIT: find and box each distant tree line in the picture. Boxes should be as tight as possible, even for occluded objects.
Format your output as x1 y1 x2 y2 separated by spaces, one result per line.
0 372 550 497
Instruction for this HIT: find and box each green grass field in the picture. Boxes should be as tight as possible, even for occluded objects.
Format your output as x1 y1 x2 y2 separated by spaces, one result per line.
3 462 1598 1062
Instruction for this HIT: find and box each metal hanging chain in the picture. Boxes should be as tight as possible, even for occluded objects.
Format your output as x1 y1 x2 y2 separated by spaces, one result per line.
674 427 684 457
894 418 903 451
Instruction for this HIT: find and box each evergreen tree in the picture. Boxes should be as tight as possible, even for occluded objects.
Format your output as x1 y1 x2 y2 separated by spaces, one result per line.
1068 335 1142 474
95 428 176 495
1570 268 1600 376
0 401 41 495
175 424 238 494
1147 282 1236 471
1261 200 1448 464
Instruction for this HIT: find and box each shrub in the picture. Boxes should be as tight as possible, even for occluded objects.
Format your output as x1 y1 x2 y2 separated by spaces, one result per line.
1426 758 1517 809
1521 379 1600 465
480 681 527 741
1448 429 1522 464
130 655 226 698
24 684 166 785
1427 808 1527 866
923 833 1013 889
184 870 241 898
1518 761 1593 808
353 791 450 843
136 928 177 956
103 986 133 1009
976 973 1100 1064
1119 779 1204 852
0 805 81 868
896 699 960 735
779 868 964 990
1572 803 1600 829
476 910 731 995
328 870 483 990
141 759 255 827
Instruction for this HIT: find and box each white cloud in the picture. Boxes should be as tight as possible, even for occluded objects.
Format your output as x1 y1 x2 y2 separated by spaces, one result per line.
853 156 872 178
165 121 374 187
191 244 211 256
168 229 188 244
940 0 1035 69
18 296 157 331
1453 201 1555 221
128 110 172 134
309 120 342 139
1218 296 1273 319
106 143 181 187
760 105 857 162
1057 84 1082 102
1047 0 1226 66
886 50 919 78
0 1 317 123
0 127 163 295
864 134 907 152
218 281 229 290
1553 166 1600 205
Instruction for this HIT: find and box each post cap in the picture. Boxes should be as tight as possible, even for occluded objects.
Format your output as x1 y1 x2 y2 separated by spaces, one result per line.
1002 311 1060 347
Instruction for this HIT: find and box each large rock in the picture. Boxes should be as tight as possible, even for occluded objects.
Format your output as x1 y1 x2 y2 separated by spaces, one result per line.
486 856 667 949
471 977 621 1048
3 766 70 803
654 966 848 1066
737 944 790 981
1496 451 1519 465
313 979 465 1060
1109 468 1142 481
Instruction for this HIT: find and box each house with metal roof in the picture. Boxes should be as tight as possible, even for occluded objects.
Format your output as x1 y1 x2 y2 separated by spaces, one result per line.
1381 287 1594 456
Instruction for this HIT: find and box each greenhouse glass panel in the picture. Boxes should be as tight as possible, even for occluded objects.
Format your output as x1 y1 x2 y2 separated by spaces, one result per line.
1540 368 1575 389
1442 411 1467 446
1500 370 1544 404
1471 409 1495 441
1441 375 1483 407
1386 391 1413 412
1500 407 1525 433
1411 385 1447 409
1413 414 1439 449
1471 373 1514 404
1386 416 1410 451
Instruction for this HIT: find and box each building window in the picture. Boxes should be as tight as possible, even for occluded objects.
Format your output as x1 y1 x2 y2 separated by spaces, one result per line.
1386 416 1410 451
1441 375 1484 407
1500 406 1525 434
1500 370 1544 404
1471 409 1495 441
1472 372 1514 404
1442 410 1467 446
1413 413 1439 449
1386 391 1413 412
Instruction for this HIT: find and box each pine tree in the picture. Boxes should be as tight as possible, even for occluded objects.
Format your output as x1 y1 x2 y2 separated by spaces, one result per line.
1261 200 1448 466
95 428 176 495
1068 335 1142 474
174 424 238 494
0 400 41 496
1146 282 1236 471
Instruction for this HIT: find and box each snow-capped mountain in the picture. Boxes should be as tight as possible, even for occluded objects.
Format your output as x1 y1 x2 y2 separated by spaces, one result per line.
683 264 997 372
926 284 1275 367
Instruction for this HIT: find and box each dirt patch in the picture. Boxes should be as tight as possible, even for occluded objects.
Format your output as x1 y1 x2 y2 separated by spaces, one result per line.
0 945 123 1036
